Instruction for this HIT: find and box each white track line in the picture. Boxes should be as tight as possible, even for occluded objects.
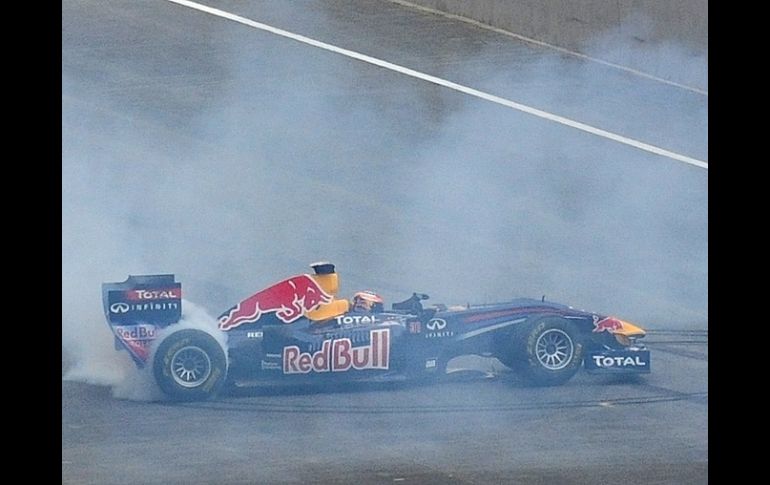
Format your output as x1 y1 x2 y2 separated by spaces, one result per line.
388 0 708 97
165 0 708 170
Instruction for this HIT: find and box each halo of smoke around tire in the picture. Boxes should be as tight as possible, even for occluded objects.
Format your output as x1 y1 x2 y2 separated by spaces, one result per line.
64 300 226 402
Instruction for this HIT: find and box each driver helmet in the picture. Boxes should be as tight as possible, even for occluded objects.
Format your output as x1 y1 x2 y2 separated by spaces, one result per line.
352 290 384 312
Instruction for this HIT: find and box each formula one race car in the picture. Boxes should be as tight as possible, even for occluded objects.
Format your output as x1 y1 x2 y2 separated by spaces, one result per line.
102 262 649 401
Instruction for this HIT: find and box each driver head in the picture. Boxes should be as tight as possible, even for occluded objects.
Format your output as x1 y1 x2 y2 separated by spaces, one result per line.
352 290 383 312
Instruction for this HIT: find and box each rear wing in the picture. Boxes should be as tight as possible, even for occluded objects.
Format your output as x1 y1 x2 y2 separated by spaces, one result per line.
102 275 182 366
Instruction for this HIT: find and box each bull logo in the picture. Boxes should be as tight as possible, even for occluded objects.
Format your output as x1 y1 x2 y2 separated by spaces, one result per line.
219 275 332 330
593 317 624 333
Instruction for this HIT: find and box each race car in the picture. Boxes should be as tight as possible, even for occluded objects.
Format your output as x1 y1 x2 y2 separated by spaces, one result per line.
102 262 649 401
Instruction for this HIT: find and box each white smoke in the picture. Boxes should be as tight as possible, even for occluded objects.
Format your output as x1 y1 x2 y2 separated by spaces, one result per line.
62 1 706 394
108 364 163 402
64 299 226 402
583 8 708 92
61 260 135 386
112 299 226 401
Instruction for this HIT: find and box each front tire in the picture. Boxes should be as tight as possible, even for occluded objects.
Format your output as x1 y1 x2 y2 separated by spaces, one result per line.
503 317 584 386
153 329 227 401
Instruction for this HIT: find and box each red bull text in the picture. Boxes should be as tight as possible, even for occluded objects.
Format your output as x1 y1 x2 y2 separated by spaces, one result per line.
219 275 332 330
114 324 157 361
283 329 390 374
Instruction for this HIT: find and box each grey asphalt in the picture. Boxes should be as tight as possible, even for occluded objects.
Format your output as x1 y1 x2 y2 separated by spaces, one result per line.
62 1 707 483
62 332 707 484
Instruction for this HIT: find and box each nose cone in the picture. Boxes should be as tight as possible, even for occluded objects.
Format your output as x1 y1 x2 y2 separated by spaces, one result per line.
615 319 646 337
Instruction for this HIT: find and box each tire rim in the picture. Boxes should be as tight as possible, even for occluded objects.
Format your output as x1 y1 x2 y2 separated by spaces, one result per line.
535 329 574 370
170 346 212 388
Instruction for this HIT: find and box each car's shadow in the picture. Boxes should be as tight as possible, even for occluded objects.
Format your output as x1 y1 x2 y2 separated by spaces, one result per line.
221 368 532 399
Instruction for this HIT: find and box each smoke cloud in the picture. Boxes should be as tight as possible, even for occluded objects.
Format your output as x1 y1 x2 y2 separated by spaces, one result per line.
63 299 224 401
62 2 706 389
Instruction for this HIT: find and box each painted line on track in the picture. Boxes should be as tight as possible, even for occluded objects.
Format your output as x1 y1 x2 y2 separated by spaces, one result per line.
389 0 708 96
165 0 708 170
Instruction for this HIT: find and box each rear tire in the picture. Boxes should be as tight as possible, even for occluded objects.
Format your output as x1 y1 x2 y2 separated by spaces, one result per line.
502 317 583 386
153 329 227 401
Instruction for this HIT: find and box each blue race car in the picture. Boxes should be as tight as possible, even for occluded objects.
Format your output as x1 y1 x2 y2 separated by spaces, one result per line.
102 262 649 401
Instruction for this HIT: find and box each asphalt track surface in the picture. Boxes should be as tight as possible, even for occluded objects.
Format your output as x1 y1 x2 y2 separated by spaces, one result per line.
62 1 707 483
63 331 707 484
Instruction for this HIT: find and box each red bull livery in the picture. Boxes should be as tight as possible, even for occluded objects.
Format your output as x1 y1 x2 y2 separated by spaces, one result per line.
283 328 391 374
218 274 332 330
102 263 650 401
593 316 625 333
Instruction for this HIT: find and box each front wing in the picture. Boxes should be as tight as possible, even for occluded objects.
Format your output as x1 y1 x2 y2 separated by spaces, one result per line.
584 348 651 374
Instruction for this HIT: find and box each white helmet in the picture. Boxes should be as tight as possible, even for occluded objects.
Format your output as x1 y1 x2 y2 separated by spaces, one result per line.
352 290 383 312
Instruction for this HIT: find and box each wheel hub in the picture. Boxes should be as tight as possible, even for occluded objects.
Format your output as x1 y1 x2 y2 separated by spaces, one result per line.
170 345 212 388
535 329 575 371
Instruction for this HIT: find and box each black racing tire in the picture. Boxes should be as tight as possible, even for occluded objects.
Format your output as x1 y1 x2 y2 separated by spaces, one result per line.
503 316 584 386
153 329 228 401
